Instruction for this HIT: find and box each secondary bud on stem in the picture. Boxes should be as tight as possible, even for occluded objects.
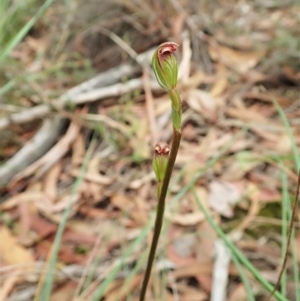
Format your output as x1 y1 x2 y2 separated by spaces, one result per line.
152 42 179 90
152 143 170 182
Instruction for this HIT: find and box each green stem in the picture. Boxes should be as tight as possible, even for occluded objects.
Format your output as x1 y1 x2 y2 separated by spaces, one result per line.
139 129 181 301
157 181 163 199
169 89 181 131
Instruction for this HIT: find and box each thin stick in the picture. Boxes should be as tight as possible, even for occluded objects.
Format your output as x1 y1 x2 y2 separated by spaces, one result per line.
139 129 181 301
265 170 300 301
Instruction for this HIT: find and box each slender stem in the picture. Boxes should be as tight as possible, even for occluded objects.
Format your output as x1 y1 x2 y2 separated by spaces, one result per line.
157 181 163 199
139 129 181 301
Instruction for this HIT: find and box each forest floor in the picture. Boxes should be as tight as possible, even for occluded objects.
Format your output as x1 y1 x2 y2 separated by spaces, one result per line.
0 1 299 301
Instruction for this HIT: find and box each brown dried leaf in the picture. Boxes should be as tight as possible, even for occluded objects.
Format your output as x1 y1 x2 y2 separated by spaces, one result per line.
70 168 113 185
165 211 205 226
0 272 19 301
167 232 196 266
87 181 103 201
78 205 107 219
172 261 213 279
226 106 269 123
235 183 260 233
208 181 241 217
0 191 53 212
50 194 80 213
180 289 207 301
110 194 145 225
18 201 32 246
36 241 86 264
182 123 198 141
210 75 228 97
227 283 247 301
0 226 34 266
130 172 155 189
63 230 97 246
196 220 217 262
187 89 218 122
104 275 141 301
72 133 85 167
43 163 62 201
30 213 57 239
50 281 78 301
210 64 228 97
208 43 265 73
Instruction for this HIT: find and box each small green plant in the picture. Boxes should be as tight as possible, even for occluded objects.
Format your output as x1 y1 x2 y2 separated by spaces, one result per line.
139 42 182 301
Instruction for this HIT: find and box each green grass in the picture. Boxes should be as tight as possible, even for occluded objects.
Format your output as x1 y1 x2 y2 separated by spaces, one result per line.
281 170 289 296
0 0 54 108
0 0 94 112
0 0 56 63
231 251 255 301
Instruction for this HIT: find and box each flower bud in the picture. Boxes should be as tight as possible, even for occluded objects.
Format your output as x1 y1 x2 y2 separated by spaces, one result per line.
152 143 170 182
152 42 179 90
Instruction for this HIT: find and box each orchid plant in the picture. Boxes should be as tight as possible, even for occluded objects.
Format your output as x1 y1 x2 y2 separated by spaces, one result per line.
139 42 182 301
139 41 300 301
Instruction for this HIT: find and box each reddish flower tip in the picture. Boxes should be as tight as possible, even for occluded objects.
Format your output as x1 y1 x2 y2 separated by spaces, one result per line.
152 42 179 90
154 143 170 156
157 42 179 60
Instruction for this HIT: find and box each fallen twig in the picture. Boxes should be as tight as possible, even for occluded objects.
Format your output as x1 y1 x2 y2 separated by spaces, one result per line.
10 121 80 184
0 65 139 130
0 49 158 185
0 118 66 186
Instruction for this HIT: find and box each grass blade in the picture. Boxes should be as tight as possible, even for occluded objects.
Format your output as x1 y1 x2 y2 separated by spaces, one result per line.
0 0 56 62
231 252 255 301
280 170 289 296
287 174 300 301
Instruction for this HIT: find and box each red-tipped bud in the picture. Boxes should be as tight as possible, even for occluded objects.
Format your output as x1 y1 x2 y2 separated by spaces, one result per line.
152 42 179 90
152 143 170 182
